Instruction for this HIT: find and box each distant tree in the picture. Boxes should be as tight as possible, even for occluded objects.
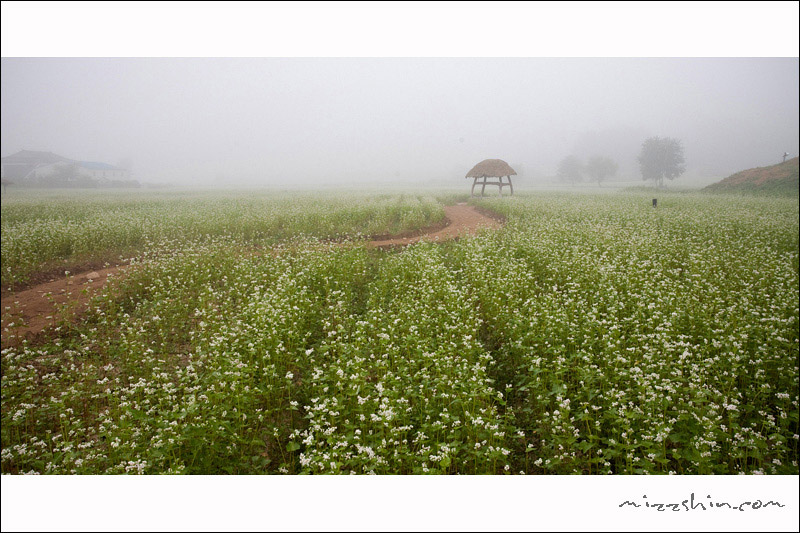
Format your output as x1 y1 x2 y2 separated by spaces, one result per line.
1 179 12 193
638 136 685 188
557 155 584 186
585 156 618 186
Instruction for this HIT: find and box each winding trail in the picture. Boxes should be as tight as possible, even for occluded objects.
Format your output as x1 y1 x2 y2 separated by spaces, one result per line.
1 204 502 347
2 267 125 348
368 203 502 249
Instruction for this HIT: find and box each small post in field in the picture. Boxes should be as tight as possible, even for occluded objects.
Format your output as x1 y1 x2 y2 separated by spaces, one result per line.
652 198 657 208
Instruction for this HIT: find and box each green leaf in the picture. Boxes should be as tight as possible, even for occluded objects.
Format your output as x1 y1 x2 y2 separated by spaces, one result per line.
440 456 451 468
286 442 301 452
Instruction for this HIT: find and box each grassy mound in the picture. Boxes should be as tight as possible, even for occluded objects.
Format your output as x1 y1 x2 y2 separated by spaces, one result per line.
705 157 799 196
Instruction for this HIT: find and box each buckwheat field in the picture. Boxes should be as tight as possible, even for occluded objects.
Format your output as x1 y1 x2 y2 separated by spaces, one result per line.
1 189 798 475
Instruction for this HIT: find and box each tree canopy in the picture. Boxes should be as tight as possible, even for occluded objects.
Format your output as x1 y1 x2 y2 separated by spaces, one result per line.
638 136 686 188
557 155 584 185
585 156 618 186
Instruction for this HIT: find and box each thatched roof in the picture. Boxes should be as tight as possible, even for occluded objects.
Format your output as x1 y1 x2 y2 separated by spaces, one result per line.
465 159 517 178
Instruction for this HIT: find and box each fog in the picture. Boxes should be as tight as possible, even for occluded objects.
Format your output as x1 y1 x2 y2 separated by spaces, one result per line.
2 57 798 187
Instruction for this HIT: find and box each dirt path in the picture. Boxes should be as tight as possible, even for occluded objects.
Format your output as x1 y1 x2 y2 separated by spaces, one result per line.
1 204 502 347
1 266 125 348
368 203 502 249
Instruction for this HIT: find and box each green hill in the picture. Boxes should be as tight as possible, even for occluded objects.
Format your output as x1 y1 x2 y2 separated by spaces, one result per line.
705 157 799 196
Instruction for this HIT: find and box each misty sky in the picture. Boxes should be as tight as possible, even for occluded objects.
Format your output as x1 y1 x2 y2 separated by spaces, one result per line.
1 57 798 185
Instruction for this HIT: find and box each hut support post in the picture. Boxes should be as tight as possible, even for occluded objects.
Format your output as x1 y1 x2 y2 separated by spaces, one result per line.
466 160 516 197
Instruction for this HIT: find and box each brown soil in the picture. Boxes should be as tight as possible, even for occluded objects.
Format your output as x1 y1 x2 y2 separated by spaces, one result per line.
368 203 502 250
1 256 130 294
0 204 503 348
1 266 125 348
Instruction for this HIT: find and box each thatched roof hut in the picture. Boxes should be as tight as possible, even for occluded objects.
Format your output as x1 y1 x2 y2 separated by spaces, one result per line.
465 159 517 179
465 159 516 196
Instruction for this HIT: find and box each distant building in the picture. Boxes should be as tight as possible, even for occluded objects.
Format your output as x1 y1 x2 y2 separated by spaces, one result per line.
0 150 70 180
75 161 128 181
29 160 130 182
1 150 132 185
